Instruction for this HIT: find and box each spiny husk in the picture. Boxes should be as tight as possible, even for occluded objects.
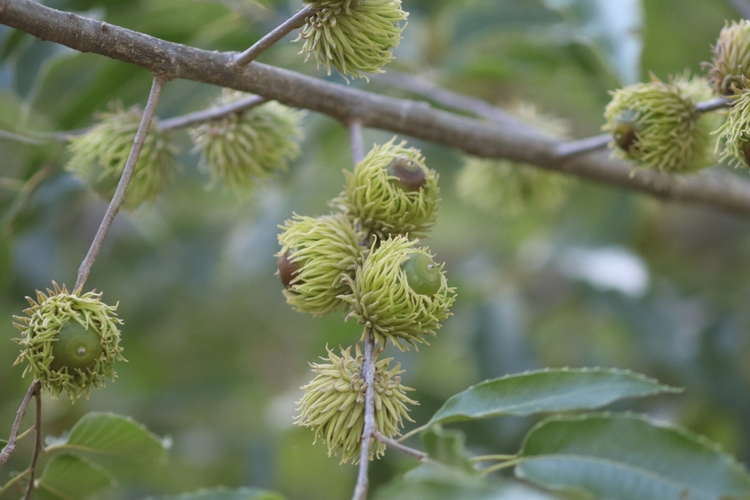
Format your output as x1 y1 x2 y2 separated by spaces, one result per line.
277 214 363 316
715 88 750 167
706 20 750 96
295 345 417 464
603 74 720 172
296 0 407 80
458 102 572 215
12 282 125 401
341 236 455 351
66 103 177 209
332 138 440 240
190 91 304 195
457 159 570 216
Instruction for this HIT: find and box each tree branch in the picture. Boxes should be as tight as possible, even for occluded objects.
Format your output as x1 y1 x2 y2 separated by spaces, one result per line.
158 94 267 131
352 330 376 500
233 5 313 67
0 381 40 470
3 0 750 218
74 75 166 291
373 431 427 461
22 389 42 500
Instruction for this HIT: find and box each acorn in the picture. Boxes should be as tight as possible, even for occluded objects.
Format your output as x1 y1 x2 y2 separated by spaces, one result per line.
190 90 304 195
401 253 441 296
12 282 124 401
277 251 303 289
611 110 640 153
387 156 426 192
65 103 177 209
331 138 440 239
340 236 455 351
277 214 363 316
603 74 719 172
705 20 750 96
296 0 407 80
295 345 417 464
49 321 103 371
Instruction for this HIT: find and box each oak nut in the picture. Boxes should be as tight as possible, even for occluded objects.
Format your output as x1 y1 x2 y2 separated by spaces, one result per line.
706 20 750 96
331 138 440 239
65 103 177 209
296 0 407 80
340 236 456 351
12 282 124 401
190 90 304 195
603 75 719 172
295 345 417 464
276 214 363 316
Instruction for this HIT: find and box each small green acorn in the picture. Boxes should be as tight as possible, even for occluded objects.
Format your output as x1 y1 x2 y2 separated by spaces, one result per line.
65 103 177 209
12 282 124 401
190 90 304 195
340 236 455 351
332 138 440 240
277 214 363 316
603 74 719 172
296 0 408 80
295 345 417 464
706 20 750 96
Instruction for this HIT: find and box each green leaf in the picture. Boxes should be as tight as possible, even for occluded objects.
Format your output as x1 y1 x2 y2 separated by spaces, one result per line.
428 368 679 425
36 454 113 500
516 413 750 500
45 412 170 463
143 487 285 500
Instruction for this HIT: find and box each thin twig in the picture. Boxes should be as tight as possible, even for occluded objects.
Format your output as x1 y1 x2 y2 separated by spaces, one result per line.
373 431 427 461
158 95 268 131
22 389 42 500
352 330 376 500
728 0 750 18
471 454 518 462
695 96 733 113
372 71 542 136
349 119 365 165
0 129 45 145
233 5 313 67
0 469 31 497
397 423 429 443
74 75 166 291
555 133 612 158
480 457 525 475
0 382 40 470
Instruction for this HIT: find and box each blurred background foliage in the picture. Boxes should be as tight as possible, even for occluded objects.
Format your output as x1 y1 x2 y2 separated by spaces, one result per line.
1 0 750 498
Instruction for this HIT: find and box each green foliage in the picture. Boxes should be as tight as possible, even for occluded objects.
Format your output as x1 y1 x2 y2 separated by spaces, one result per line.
45 412 170 463
517 414 750 500
144 487 286 500
427 368 681 425
36 455 113 500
